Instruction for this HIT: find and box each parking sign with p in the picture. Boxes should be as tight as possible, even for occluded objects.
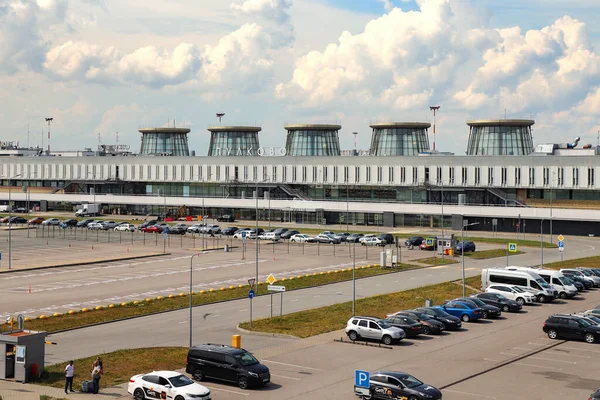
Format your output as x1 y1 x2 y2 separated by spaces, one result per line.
355 370 370 388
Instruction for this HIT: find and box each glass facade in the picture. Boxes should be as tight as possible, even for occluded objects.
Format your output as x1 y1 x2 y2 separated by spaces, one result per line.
285 125 341 156
207 128 261 156
369 123 430 156
466 121 534 155
139 128 190 156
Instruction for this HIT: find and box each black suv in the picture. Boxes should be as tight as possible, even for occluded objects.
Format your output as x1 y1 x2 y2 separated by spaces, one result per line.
543 314 600 343
217 215 235 222
378 233 394 245
471 292 522 312
405 236 424 247
186 344 270 389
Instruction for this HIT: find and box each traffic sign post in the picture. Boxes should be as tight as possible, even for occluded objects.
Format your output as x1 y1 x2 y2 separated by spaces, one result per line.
268 284 285 320
354 370 370 396
248 288 255 328
558 235 565 261
507 243 517 266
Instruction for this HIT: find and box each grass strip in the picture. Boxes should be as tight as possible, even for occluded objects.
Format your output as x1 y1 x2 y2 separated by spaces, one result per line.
463 249 525 259
40 396 67 400
34 347 187 390
0 263 420 333
413 257 458 265
239 281 476 338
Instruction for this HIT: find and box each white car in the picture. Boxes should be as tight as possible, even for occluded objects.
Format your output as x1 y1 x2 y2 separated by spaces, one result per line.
128 370 211 400
87 222 103 230
290 234 311 243
485 284 536 306
358 234 377 244
187 224 205 234
258 232 280 241
233 229 252 239
361 237 386 246
583 309 600 318
114 223 136 232
42 218 61 226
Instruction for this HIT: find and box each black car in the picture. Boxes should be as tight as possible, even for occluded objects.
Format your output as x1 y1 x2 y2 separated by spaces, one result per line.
8 216 28 224
280 230 299 239
449 298 501 319
222 226 239 235
356 371 442 400
272 227 289 236
563 276 585 292
405 236 425 247
76 219 94 227
62 219 78 227
186 344 270 389
382 316 424 338
590 388 600 400
346 233 364 243
168 223 188 234
471 292 522 312
543 314 600 343
12 207 27 213
138 220 158 231
216 214 235 222
413 307 462 330
390 311 445 334
378 233 394 245
563 272 593 289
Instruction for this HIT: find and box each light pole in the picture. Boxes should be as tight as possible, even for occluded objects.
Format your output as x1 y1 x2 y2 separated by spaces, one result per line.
189 253 201 348
87 172 97 204
45 117 53 154
352 239 356 315
346 185 349 231
255 177 270 294
461 220 479 297
540 218 544 268
550 171 555 245
4 174 22 269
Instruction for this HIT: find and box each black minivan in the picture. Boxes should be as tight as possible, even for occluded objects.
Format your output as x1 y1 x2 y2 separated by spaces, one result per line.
186 344 270 389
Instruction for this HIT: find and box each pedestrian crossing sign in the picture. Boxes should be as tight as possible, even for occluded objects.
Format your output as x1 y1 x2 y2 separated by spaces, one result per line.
508 243 517 253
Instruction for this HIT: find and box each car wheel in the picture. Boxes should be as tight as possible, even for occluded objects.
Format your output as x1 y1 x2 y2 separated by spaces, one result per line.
238 376 249 389
133 388 145 400
360 394 373 400
382 335 393 345
175 396 185 400
422 326 430 335
547 329 558 340
516 297 525 306
538 295 547 303
502 305 510 312
408 396 419 400
461 314 470 322
348 331 358 341
585 333 596 343
192 368 204 381
482 311 488 319
559 292 568 299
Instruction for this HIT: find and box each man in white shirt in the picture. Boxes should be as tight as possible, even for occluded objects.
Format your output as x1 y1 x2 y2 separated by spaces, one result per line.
64 360 74 394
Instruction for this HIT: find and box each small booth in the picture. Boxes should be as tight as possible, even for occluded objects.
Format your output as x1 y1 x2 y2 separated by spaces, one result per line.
0 316 47 383
436 235 457 256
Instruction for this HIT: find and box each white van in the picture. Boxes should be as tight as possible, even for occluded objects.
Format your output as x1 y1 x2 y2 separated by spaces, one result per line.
506 267 578 299
481 268 558 303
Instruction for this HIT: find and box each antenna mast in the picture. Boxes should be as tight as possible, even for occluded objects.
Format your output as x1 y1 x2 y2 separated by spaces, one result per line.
429 106 440 152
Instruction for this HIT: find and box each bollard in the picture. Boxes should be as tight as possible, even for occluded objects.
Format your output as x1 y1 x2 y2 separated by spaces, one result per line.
232 335 241 349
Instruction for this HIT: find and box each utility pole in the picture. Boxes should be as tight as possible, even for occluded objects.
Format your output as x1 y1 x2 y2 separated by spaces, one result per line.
45 117 53 154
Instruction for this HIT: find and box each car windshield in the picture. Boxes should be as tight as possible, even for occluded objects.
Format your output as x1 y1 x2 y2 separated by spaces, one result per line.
167 374 193 388
468 298 486 306
377 320 392 329
428 308 450 317
580 270 593 276
398 374 424 388
584 315 600 324
536 279 551 289
558 277 570 285
234 351 259 366
511 286 526 293
579 318 593 327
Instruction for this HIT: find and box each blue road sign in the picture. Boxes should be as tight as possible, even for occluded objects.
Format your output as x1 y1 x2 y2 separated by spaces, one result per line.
426 238 434 246
558 240 564 248
0 253 2 261
355 370 370 389
242 231 247 239
248 289 255 299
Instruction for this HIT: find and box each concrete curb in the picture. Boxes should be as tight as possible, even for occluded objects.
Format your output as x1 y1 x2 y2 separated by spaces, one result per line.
236 324 299 339
0 253 170 274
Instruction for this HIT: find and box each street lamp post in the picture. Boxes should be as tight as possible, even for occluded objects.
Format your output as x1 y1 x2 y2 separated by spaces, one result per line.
254 177 269 294
540 218 544 268
461 220 479 297
5 174 22 269
189 253 201 348
352 240 356 315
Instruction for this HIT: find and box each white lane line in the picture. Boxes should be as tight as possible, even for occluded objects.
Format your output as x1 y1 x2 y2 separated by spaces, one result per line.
262 360 324 371
513 347 536 351
527 355 576 364
559 346 600 354
443 389 496 399
376 284 382 287
500 352 520 357
291 299 299 302
549 350 590 358
271 374 301 381
483 358 499 362
513 362 562 371
528 342 544 346
204 386 249 396
239 309 247 312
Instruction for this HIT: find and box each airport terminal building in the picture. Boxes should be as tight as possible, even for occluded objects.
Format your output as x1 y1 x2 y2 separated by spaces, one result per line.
2 119 600 235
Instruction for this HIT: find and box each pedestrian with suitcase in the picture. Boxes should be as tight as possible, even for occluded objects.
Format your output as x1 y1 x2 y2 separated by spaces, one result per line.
64 360 74 394
91 360 103 394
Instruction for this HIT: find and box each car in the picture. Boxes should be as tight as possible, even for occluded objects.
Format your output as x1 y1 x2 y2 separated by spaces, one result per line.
419 237 437 250
437 300 484 322
216 214 235 222
258 232 280 241
12 207 27 213
590 388 600 400
28 217 45 225
186 344 270 389
448 297 501 319
361 237 386 247
222 226 239 235
8 216 27 224
0 216 11 223
583 309 600 318
345 316 405 345
310 234 341 244
290 234 311 243
168 223 188 234
100 221 117 230
471 292 522 312
405 236 425 248
455 240 476 253
543 314 600 343
358 234 377 244
245 228 264 239
382 315 425 337
142 225 163 233
355 371 442 400
346 233 364 243
203 224 221 234
76 219 94 227
187 224 205 234
378 233 394 245
280 229 299 239
272 228 289 236
138 220 158 231
570 313 600 326
233 229 251 239
128 370 211 400
387 310 445 335
562 271 593 289
333 232 350 242
485 284 536 306
561 268 600 287
563 276 585 292
115 223 136 232
577 268 600 287
87 221 104 230
61 219 78 227
320 231 335 236
413 307 462 330
42 218 61 226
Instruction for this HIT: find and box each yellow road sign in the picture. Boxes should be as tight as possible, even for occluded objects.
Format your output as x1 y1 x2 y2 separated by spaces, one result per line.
558 235 564 242
267 274 276 285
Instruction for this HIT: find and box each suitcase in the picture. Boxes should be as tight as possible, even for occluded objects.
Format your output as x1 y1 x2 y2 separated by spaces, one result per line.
82 380 94 393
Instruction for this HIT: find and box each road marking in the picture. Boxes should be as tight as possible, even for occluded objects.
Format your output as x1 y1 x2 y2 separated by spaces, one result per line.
528 342 544 346
527 355 576 364
239 309 247 312
558 346 600 354
376 284 382 287
204 386 249 396
262 360 324 371
513 362 563 371
483 358 499 362
443 389 496 399
513 347 536 351
549 350 590 358
271 374 301 381
291 299 299 302
500 352 520 357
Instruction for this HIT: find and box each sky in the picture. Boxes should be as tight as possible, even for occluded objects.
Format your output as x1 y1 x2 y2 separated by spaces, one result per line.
2 0 600 155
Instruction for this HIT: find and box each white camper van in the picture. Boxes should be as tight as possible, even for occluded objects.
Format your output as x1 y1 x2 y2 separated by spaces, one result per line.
481 268 558 303
506 267 578 299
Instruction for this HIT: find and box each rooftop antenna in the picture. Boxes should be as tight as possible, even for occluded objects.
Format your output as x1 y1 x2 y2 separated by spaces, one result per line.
429 105 440 152
98 132 101 145
45 117 53 154
27 124 29 148
352 131 358 153
597 130 599 147
217 113 225 124
116 131 119 145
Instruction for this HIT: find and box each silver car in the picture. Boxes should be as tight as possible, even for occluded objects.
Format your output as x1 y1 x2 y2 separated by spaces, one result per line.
345 316 405 345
